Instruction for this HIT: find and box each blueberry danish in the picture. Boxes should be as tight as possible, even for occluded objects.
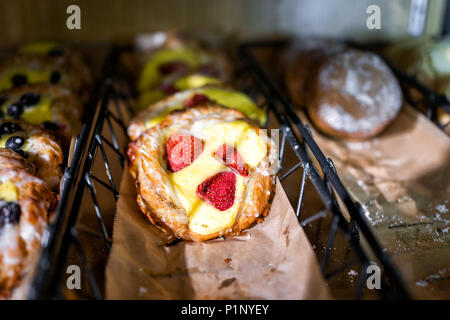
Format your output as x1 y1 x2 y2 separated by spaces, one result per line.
0 154 55 298
0 84 83 146
0 120 63 191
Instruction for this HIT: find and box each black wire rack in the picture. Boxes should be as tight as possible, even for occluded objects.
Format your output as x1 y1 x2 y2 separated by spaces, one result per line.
386 61 450 133
27 47 133 299
352 41 450 134
239 42 410 299
26 43 411 300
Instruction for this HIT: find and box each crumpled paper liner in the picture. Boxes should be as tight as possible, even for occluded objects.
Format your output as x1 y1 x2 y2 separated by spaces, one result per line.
105 169 330 300
298 105 450 299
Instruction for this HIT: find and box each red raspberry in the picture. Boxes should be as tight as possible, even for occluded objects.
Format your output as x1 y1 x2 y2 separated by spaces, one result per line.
214 144 249 177
196 171 236 211
183 94 211 108
158 61 188 75
166 134 203 172
161 83 179 95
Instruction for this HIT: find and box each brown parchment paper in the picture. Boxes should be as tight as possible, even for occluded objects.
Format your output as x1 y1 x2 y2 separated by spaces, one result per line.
297 105 450 299
105 170 330 300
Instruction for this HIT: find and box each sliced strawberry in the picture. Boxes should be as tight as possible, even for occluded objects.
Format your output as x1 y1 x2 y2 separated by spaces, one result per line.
214 144 249 177
166 134 203 172
158 61 188 75
183 94 211 108
196 171 236 211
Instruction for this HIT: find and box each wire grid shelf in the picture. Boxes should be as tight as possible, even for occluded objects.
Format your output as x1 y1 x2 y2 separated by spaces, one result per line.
27 44 411 300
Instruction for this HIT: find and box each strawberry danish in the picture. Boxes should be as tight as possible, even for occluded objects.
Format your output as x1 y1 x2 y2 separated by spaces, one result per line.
127 105 277 241
0 41 93 103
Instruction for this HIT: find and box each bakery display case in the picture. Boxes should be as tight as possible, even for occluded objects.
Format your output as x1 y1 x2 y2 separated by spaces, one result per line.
0 0 449 303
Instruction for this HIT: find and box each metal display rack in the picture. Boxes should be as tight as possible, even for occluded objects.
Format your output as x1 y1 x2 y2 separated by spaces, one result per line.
27 43 411 300
386 61 450 133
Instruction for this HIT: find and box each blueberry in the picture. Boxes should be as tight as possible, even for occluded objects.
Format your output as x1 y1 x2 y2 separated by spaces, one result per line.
19 93 40 107
5 136 25 150
48 47 64 57
0 202 21 227
50 71 61 84
12 74 27 87
0 122 22 135
6 103 24 118
42 121 59 131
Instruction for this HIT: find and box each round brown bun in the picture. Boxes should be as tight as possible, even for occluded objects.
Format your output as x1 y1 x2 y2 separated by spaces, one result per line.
283 39 347 107
127 105 277 241
306 49 403 139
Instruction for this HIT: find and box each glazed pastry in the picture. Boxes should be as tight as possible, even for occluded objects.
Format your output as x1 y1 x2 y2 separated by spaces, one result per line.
128 87 267 140
131 33 231 112
135 74 223 111
383 37 450 90
306 49 402 139
127 105 276 241
0 83 83 145
0 120 63 190
0 41 92 102
0 153 56 299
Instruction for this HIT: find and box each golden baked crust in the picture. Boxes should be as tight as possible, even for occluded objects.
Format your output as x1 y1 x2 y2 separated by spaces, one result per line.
128 87 265 141
306 49 402 139
127 105 276 241
0 83 83 146
0 148 35 174
128 89 207 140
0 120 64 190
0 163 56 299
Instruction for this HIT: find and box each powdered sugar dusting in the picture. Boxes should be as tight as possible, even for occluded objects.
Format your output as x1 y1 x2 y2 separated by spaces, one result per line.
318 50 402 134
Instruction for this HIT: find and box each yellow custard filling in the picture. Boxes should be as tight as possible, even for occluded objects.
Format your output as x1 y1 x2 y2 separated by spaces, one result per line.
168 121 267 235
19 41 60 55
138 48 203 91
0 67 52 91
22 97 53 124
0 181 19 202
1 97 53 124
174 75 222 91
